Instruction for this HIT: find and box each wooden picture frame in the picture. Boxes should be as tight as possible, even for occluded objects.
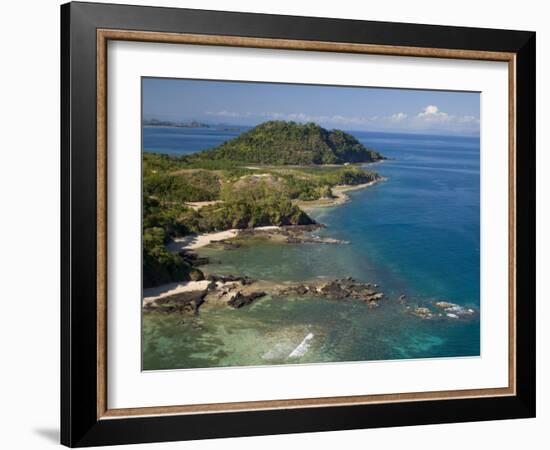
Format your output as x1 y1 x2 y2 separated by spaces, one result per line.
61 1 535 447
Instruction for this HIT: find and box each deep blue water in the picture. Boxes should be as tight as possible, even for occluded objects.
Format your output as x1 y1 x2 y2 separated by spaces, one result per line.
142 127 480 369
340 131 480 308
143 126 248 154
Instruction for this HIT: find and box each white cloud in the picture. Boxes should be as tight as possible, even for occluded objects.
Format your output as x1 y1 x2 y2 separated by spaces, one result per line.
417 105 450 121
390 112 408 121
202 106 479 135
413 105 480 132
421 105 439 115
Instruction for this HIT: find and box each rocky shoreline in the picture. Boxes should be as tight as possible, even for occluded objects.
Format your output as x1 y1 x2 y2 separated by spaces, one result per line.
168 223 350 253
168 177 384 254
224 224 350 247
143 271 477 323
408 301 477 320
146 183 477 323
276 278 384 306
143 275 386 315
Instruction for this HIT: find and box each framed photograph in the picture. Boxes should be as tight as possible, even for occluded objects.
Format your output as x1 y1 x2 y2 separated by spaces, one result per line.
61 1 536 447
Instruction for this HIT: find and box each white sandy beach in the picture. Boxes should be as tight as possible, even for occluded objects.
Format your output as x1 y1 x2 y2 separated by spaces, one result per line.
163 179 385 254
164 179 386 254
167 229 239 251
332 178 383 197
253 225 281 231
167 226 284 251
297 178 386 211
143 280 210 306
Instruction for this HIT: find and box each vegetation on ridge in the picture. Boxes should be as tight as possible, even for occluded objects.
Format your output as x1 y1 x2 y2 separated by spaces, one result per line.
188 121 385 165
142 121 384 287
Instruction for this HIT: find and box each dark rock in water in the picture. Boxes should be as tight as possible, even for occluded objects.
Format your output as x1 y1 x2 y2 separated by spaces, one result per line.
411 306 434 319
433 301 476 318
219 240 241 250
286 235 349 245
409 301 476 321
206 274 255 285
295 285 309 295
278 278 384 305
286 237 303 244
319 281 348 299
365 292 384 302
228 291 267 308
178 250 210 266
281 224 325 233
434 301 457 310
194 258 210 266
238 224 351 245
144 289 207 315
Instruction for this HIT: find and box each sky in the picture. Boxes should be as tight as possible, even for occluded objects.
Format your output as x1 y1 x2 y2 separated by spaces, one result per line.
143 78 480 136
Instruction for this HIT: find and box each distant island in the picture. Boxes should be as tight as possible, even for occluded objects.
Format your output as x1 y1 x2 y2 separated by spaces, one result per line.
144 118 211 128
191 120 385 165
143 121 385 287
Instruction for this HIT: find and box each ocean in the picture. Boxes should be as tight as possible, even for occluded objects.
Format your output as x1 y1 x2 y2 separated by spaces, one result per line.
142 127 480 370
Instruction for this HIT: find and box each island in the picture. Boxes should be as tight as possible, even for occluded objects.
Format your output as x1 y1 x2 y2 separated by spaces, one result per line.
143 118 211 128
143 120 384 287
189 120 385 164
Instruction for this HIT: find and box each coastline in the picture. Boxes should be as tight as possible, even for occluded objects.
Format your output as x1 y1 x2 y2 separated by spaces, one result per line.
142 275 476 322
167 229 240 251
296 177 386 211
167 226 282 251
168 179 384 252
143 276 387 312
143 280 211 307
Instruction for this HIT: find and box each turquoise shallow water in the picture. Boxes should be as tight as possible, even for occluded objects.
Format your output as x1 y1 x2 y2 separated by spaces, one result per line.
142 129 480 370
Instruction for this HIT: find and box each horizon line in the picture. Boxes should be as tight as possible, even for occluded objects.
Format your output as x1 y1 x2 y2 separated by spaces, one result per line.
142 117 480 138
